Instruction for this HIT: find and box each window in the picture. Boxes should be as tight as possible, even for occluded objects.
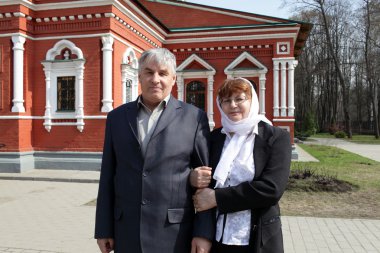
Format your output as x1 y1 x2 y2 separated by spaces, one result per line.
249 80 257 92
125 79 132 103
186 81 205 111
57 76 75 111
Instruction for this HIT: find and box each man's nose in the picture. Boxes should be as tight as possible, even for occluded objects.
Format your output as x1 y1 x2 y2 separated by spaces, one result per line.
152 72 160 83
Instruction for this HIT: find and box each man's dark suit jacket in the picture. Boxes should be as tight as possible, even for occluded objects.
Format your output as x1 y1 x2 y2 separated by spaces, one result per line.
210 122 291 253
95 96 214 253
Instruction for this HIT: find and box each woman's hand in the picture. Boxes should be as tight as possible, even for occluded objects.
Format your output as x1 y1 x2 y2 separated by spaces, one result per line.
190 166 212 188
193 188 217 212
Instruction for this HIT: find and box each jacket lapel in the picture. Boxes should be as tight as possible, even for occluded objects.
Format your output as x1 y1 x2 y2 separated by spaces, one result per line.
253 123 270 179
125 100 140 144
149 96 181 140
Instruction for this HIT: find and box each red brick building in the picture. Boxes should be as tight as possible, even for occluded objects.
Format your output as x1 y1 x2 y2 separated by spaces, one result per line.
0 0 311 172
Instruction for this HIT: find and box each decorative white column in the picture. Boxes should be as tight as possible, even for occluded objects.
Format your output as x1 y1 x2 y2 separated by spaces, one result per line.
273 60 280 117
176 75 184 101
259 73 266 115
11 35 26 112
101 36 114 112
207 75 215 129
42 62 52 132
280 61 287 117
76 62 85 132
287 59 298 117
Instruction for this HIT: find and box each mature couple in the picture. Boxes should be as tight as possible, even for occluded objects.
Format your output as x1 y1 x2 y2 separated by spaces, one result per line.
95 48 291 253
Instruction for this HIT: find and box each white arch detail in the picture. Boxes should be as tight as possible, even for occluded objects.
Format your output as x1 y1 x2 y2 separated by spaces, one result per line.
45 39 84 61
121 47 139 103
41 39 86 132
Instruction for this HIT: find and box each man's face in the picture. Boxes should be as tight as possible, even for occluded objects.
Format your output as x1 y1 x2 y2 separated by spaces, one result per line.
139 61 176 109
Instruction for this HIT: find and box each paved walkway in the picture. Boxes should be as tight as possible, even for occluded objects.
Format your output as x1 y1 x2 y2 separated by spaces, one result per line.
0 173 379 253
1 137 380 253
304 138 380 162
295 143 319 162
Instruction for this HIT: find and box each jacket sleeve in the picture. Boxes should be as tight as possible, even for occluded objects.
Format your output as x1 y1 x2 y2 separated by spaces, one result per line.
215 128 291 214
191 111 215 240
94 113 116 239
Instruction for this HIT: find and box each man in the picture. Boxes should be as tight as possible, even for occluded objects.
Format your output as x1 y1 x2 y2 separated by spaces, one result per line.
95 48 214 253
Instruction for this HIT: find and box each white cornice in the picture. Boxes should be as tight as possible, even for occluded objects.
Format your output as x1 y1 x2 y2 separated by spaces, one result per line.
0 115 43 119
272 57 296 61
0 32 143 53
0 0 165 42
0 0 111 10
165 33 297 44
167 27 299 38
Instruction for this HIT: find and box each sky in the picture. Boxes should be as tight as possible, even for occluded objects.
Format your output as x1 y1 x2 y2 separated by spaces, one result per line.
185 0 363 20
185 0 294 19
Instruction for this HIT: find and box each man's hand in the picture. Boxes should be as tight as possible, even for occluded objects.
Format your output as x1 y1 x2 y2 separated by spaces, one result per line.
191 237 212 253
190 166 212 188
97 238 114 253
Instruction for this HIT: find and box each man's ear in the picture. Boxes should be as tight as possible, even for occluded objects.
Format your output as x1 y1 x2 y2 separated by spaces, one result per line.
172 75 177 86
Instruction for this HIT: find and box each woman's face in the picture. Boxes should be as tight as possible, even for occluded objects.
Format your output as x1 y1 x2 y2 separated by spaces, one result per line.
220 92 251 122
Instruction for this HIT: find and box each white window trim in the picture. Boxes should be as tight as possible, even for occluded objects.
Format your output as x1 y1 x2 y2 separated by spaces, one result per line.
121 47 139 104
176 54 216 129
41 39 85 132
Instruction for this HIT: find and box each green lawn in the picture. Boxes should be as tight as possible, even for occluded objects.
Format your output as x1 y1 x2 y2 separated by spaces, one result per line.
311 133 380 144
280 144 380 219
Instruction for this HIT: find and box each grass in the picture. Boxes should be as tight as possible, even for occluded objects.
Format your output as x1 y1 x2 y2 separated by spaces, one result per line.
311 133 380 144
281 144 380 219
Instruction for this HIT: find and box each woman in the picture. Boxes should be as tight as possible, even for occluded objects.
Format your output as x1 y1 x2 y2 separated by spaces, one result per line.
191 78 291 253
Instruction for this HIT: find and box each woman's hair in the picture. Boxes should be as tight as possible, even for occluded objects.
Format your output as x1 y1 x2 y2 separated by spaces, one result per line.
138 48 177 75
217 78 253 103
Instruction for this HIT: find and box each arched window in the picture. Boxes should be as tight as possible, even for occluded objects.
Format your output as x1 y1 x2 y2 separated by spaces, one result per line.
186 81 205 111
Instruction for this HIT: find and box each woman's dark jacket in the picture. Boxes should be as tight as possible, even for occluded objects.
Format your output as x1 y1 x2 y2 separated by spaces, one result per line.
210 121 291 253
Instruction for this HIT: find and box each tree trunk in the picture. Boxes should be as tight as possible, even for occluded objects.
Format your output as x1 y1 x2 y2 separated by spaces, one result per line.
318 0 352 138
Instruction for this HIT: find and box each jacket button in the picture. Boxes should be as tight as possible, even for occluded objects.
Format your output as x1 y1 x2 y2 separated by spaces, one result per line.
142 199 147 205
142 172 147 177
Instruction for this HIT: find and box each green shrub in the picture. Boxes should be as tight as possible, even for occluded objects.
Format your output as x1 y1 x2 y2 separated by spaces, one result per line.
334 131 346 138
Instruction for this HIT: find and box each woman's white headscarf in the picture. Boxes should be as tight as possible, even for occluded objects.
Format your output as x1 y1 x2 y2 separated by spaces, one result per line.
213 78 272 188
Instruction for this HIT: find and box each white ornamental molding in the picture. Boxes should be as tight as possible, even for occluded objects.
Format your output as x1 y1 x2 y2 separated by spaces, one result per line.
21 12 159 48
172 44 271 53
42 39 86 132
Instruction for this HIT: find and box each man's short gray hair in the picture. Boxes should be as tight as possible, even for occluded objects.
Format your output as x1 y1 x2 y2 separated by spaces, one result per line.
138 48 177 75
